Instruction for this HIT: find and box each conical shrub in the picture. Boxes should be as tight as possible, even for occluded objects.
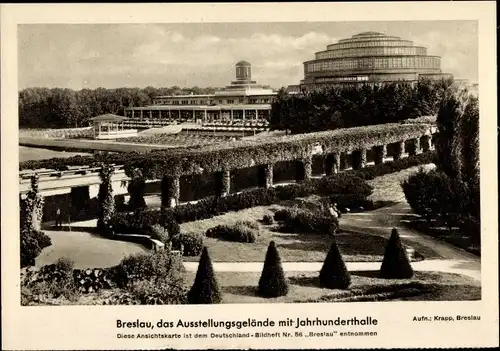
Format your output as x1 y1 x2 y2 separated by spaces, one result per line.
187 247 222 304
380 228 414 279
319 239 351 289
258 241 288 297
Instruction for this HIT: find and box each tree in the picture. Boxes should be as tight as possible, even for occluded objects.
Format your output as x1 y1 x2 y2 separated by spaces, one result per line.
258 241 288 297
380 228 413 279
187 247 222 304
319 239 351 289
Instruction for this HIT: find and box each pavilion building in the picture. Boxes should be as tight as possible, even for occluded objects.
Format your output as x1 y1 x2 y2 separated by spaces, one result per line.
124 61 277 128
90 114 138 139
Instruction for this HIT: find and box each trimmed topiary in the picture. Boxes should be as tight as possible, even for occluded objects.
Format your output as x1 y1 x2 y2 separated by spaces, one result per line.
258 241 288 297
380 228 414 279
319 239 351 289
187 247 222 304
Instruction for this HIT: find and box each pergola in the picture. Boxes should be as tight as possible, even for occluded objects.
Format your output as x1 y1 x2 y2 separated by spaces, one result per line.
90 114 129 139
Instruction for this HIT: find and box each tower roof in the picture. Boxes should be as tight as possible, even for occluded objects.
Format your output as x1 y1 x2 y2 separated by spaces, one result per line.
236 60 251 66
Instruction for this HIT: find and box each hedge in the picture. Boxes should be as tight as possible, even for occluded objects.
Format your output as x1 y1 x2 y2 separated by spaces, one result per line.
110 172 372 230
19 122 433 179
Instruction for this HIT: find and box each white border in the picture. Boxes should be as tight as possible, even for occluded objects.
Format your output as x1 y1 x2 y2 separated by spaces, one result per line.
1 2 498 350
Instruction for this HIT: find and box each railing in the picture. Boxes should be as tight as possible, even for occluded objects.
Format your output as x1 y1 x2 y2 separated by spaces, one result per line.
19 164 125 181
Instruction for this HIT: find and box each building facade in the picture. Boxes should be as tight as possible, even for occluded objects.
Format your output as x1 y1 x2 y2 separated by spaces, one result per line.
296 31 455 91
124 61 276 127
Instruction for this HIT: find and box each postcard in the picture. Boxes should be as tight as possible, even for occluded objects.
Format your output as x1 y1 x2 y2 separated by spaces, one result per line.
1 2 498 350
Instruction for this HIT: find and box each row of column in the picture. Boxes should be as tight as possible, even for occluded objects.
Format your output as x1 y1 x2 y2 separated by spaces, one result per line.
129 109 270 123
160 134 435 207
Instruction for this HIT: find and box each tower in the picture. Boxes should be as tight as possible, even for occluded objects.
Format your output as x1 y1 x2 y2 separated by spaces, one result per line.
235 60 252 81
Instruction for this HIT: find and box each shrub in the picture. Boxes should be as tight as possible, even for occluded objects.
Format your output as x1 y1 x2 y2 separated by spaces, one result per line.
402 168 478 233
114 249 185 288
31 230 52 251
149 224 170 244
127 278 188 305
262 214 275 225
188 247 222 304
380 228 414 279
172 233 203 256
205 222 258 243
278 208 338 235
316 174 373 211
20 229 52 268
21 258 79 304
258 241 288 297
319 240 351 289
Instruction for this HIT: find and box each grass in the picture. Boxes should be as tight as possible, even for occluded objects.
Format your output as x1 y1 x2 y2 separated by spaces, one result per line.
19 146 92 162
183 270 480 304
404 219 480 256
180 205 438 263
367 163 435 203
23 270 480 306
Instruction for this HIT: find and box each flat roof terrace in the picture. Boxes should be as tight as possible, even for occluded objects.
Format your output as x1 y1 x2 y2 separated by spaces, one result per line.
125 104 272 110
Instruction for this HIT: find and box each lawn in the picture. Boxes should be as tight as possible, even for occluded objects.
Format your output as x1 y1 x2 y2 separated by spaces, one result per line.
180 205 441 263
182 270 480 304
27 270 479 305
19 146 92 162
366 163 435 203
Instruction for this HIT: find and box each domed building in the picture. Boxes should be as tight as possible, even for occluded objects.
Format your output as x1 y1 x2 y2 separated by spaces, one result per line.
293 31 454 91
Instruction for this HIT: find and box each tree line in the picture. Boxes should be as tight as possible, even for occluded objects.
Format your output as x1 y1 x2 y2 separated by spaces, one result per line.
19 86 222 128
269 78 457 134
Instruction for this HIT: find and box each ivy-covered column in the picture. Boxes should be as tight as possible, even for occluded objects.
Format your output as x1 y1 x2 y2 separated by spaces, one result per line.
97 164 116 233
351 149 367 170
257 163 274 188
215 169 231 197
393 141 406 161
420 135 432 152
407 138 421 156
295 156 312 183
161 175 180 208
374 145 387 165
324 153 340 176
21 174 44 233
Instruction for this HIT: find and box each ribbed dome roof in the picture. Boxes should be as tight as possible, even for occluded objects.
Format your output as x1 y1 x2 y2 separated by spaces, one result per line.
352 31 385 37
236 60 251 66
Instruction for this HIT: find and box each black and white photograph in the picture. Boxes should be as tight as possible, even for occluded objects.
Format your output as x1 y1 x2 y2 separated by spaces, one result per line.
2 2 498 350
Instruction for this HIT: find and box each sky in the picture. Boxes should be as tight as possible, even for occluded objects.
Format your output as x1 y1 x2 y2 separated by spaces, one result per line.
18 21 478 90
